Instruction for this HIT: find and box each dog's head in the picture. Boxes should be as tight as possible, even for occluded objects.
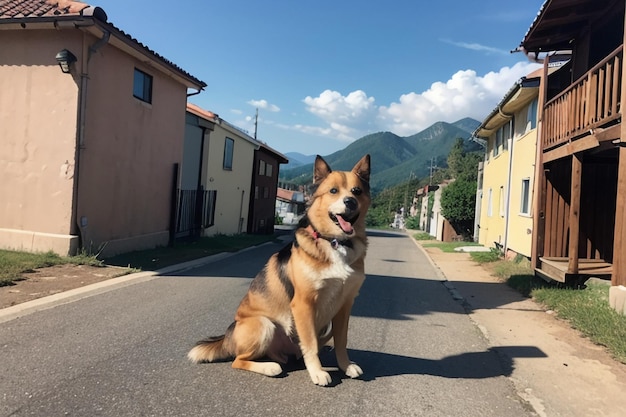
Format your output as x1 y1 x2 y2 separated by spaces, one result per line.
306 154 371 238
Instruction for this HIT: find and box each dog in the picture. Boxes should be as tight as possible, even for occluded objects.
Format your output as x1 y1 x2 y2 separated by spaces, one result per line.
188 154 371 386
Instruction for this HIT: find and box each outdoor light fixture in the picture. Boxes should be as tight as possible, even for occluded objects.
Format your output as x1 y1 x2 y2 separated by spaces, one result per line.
55 49 77 73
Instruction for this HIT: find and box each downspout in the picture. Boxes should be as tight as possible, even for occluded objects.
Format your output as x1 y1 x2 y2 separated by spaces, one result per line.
499 107 514 258
73 28 110 251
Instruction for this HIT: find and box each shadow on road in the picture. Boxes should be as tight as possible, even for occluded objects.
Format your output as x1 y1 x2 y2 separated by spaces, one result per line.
317 345 547 383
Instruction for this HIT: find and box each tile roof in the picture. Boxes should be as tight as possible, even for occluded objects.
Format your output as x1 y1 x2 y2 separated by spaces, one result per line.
0 0 98 19
0 0 205 89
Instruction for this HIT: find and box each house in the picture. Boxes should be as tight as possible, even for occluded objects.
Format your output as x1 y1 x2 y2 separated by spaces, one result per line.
472 68 542 259
248 144 288 234
519 0 626 287
185 103 287 237
0 0 206 257
414 182 460 241
275 187 306 225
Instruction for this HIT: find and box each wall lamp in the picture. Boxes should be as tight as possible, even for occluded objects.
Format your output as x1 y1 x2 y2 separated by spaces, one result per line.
55 49 77 73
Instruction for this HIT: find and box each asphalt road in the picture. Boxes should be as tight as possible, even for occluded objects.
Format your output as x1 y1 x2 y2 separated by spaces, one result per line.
0 230 535 416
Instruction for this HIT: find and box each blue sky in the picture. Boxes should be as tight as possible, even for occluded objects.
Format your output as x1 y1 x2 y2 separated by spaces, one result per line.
99 0 545 156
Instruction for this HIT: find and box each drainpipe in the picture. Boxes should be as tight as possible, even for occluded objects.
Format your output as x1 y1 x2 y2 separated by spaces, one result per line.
500 107 514 258
72 28 110 250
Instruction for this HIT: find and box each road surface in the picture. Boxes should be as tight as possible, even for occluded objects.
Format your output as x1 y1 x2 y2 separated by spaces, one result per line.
0 230 536 416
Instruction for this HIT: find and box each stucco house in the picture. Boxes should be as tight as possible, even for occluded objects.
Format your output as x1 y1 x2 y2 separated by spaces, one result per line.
473 68 542 259
185 103 287 237
519 0 626 288
0 0 206 256
275 187 306 225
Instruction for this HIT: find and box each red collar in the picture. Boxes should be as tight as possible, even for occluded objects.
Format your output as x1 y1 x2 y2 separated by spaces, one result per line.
305 225 343 249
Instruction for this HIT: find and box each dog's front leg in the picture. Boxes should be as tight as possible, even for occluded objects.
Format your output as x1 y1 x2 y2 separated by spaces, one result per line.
291 296 331 386
332 298 363 379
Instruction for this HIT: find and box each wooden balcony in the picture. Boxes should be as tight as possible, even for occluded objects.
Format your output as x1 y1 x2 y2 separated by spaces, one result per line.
542 46 623 156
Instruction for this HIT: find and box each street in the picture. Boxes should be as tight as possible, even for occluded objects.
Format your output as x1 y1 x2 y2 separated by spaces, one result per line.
1 230 536 416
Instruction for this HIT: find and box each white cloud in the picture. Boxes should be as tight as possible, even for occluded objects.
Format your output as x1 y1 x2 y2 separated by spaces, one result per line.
441 39 509 55
298 62 540 141
247 99 280 112
378 61 541 136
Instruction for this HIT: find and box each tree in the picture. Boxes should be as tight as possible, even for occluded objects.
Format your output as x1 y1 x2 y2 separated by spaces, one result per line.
439 138 483 239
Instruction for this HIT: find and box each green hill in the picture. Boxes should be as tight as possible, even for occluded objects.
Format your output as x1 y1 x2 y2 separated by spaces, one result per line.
279 118 482 193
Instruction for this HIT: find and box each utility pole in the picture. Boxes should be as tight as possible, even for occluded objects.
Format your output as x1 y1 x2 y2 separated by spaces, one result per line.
253 108 258 139
429 157 438 185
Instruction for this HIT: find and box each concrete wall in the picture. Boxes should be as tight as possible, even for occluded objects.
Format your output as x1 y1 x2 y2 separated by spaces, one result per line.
76 35 187 256
506 109 536 258
1 28 191 256
0 30 82 254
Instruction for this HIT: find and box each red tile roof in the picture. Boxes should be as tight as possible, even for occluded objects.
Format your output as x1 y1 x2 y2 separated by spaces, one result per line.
0 0 206 89
186 103 217 121
0 0 98 19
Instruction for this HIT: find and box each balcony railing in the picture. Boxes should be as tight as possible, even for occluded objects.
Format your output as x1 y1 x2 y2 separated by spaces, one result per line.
542 45 623 151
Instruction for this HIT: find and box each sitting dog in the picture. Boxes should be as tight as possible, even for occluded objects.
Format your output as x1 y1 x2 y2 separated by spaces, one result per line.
188 154 371 386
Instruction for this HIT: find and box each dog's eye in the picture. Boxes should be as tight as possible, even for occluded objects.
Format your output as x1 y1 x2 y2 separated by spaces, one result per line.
351 187 362 196
329 188 338 194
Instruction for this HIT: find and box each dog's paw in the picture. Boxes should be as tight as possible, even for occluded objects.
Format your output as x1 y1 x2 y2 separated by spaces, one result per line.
344 363 363 379
308 369 332 386
258 362 283 377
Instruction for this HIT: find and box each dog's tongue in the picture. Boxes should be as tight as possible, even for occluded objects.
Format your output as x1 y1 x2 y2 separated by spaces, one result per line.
336 214 354 234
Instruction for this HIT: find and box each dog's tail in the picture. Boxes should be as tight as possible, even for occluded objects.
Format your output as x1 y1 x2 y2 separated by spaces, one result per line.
187 334 232 363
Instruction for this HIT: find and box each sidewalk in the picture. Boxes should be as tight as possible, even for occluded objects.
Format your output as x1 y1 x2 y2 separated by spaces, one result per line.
413 239 626 417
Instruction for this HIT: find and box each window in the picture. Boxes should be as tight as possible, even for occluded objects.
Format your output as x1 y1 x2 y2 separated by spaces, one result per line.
494 130 502 157
259 160 266 176
265 163 273 177
255 186 259 199
133 68 153 103
494 120 513 156
520 178 531 215
487 188 493 217
499 186 505 217
223 138 234 170
527 98 538 131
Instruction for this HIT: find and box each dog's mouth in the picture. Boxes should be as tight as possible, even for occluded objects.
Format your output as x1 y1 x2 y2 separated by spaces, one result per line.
329 212 358 235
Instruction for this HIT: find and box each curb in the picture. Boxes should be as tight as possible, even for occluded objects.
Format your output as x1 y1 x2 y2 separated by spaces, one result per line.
0 241 277 324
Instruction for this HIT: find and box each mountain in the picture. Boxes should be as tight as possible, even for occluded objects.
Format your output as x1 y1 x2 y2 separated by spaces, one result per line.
279 118 482 193
283 152 316 169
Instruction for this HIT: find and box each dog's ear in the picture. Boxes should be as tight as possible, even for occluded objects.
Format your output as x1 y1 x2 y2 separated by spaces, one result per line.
313 155 332 184
352 154 370 183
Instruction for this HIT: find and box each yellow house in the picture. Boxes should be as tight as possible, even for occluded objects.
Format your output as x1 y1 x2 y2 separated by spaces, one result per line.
186 104 260 236
473 69 541 258
0 0 205 256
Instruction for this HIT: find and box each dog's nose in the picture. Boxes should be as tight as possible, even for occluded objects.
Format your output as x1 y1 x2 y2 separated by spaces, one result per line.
343 197 358 211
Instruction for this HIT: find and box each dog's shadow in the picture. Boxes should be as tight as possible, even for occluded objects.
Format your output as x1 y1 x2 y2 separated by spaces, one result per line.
280 345 546 386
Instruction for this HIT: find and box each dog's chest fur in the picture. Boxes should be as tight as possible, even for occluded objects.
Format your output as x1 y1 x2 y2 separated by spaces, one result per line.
291 235 366 327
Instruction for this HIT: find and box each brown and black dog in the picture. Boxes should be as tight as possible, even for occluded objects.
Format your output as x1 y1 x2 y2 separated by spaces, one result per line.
188 154 371 386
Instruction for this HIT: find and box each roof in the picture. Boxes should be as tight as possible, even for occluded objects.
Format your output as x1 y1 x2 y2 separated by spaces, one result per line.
0 0 103 18
186 102 217 122
520 0 617 53
276 188 304 202
186 102 289 164
0 0 206 90
472 69 543 138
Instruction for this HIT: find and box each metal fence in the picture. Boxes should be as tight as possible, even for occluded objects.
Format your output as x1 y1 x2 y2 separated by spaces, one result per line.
175 189 217 238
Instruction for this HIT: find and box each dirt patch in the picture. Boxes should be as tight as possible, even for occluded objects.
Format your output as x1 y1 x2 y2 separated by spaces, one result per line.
0 264 132 309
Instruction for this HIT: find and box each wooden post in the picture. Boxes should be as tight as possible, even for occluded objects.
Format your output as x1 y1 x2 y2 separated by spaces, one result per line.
531 54 550 269
614 147 626 286
568 153 582 274
611 7 626 287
